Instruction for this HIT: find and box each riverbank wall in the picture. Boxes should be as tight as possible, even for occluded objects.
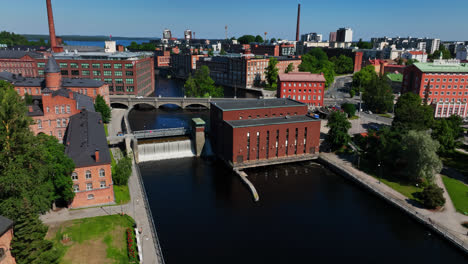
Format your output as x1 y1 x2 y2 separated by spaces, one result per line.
318 153 468 255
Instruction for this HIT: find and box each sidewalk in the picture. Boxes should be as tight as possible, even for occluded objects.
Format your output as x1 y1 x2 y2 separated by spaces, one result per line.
41 151 163 264
320 152 468 252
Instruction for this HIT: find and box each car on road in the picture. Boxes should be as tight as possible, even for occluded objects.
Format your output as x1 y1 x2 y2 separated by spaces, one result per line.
136 96 143 99
365 110 373 114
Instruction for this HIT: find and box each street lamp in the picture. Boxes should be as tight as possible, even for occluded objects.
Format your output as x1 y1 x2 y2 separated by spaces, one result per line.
377 162 382 184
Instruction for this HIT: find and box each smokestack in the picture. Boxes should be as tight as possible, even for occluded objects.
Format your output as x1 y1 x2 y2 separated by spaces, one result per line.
95 149 100 162
296 3 301 42
46 0 58 49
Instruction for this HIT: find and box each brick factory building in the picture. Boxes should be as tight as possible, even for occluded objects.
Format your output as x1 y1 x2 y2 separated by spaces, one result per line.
197 55 301 88
278 72 325 107
0 50 44 77
154 50 171 68
64 109 114 208
171 53 206 79
210 99 321 168
250 43 296 57
0 215 15 264
36 48 154 96
402 60 468 118
0 57 109 142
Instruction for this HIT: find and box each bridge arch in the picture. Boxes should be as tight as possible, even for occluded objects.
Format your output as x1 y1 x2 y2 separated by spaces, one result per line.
132 103 157 110
158 103 182 109
110 102 129 109
185 103 210 109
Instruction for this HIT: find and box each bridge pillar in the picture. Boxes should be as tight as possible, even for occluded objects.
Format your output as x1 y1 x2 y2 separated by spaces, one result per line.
191 118 206 157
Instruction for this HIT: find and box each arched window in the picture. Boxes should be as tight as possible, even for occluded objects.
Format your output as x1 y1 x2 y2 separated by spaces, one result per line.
86 170 91 179
71 172 78 180
99 169 105 177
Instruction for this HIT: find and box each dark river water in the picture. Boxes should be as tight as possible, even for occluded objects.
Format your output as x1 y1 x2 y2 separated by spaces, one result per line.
140 158 468 264
133 76 468 263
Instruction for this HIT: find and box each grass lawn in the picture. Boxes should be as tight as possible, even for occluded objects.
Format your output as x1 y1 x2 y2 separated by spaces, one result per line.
442 175 468 215
349 115 359 120
114 185 130 205
104 124 109 137
441 150 468 177
47 215 135 264
110 150 116 172
378 113 393 118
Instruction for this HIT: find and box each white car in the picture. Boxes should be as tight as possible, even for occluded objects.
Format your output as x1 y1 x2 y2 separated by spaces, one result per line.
136 96 143 99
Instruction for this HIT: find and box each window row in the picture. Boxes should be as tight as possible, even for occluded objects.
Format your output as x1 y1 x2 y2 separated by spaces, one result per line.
71 169 106 181
424 78 466 83
283 82 323 88
73 181 107 192
423 91 468 96
283 89 322 94
424 84 467 89
57 63 134 69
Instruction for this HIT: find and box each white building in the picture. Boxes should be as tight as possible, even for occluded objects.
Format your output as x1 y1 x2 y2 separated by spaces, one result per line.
401 50 428 62
336 28 353 43
301 33 322 42
456 45 468 61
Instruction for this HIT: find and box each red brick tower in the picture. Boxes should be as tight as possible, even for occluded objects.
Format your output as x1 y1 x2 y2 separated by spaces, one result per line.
46 0 63 53
45 56 62 90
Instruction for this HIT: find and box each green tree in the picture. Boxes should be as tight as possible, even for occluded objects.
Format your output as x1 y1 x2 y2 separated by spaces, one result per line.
405 59 418 66
352 65 376 93
94 95 111 123
392 92 434 132
238 35 256 44
37 134 75 204
208 49 214 56
330 55 354 74
356 39 373 49
361 75 395 114
299 48 335 87
432 115 464 153
264 57 279 89
285 63 294 73
400 130 442 182
415 184 446 209
326 111 352 150
24 93 33 105
113 154 132 186
255 35 264 43
220 48 227 55
11 202 60 264
184 66 224 98
270 38 277 43
429 45 451 60
341 103 356 117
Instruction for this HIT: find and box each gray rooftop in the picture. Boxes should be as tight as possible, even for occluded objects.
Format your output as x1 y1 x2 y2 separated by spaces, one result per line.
0 71 104 88
0 215 13 236
0 50 44 59
64 110 111 168
225 115 320 128
44 57 60 73
211 98 306 111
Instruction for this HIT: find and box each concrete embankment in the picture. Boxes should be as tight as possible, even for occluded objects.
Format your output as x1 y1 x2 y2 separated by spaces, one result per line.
318 153 468 255
234 169 260 202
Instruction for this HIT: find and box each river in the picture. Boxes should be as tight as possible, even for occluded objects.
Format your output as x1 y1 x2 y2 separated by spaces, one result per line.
131 77 468 263
139 158 468 264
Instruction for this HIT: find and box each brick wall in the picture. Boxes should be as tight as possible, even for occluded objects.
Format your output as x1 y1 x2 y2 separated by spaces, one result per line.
69 163 114 208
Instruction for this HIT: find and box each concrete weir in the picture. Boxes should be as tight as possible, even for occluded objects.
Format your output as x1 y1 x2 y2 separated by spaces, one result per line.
234 169 260 202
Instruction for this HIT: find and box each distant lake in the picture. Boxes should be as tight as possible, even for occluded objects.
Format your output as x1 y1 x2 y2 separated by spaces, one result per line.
31 39 151 48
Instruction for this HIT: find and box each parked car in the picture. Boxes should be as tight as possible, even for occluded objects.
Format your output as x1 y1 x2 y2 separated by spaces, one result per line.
136 96 143 99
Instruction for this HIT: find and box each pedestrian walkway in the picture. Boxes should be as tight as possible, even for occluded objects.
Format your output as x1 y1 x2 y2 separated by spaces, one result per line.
41 151 163 264
320 153 468 252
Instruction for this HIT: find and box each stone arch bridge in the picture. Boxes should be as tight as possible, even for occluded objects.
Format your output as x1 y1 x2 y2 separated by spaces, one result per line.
110 95 256 110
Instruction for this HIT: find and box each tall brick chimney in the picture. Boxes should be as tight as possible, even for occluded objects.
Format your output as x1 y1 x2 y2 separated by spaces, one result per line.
296 3 301 42
95 149 100 162
46 0 63 53
46 0 57 49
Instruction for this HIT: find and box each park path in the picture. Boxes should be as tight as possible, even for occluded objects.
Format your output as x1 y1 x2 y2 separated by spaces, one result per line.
320 152 468 251
41 148 163 264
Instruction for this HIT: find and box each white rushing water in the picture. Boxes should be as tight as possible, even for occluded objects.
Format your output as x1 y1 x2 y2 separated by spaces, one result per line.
138 139 195 162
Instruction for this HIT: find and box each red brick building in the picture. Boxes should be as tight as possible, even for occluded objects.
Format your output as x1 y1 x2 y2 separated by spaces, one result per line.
154 50 171 68
36 52 154 96
210 99 321 168
0 50 43 77
402 60 468 118
64 110 114 208
278 72 325 107
0 215 15 264
0 57 109 142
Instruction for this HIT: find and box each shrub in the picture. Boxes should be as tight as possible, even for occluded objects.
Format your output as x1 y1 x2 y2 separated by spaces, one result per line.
415 184 446 209
126 227 139 263
342 103 356 118
113 155 132 186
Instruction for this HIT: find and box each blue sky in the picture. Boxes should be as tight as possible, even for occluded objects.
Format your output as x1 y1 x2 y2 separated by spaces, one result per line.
1 0 467 40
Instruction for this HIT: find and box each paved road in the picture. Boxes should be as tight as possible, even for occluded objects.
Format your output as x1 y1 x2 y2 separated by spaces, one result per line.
109 108 126 137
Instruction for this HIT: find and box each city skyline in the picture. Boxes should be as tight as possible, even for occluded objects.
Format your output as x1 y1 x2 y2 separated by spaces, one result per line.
1 0 467 41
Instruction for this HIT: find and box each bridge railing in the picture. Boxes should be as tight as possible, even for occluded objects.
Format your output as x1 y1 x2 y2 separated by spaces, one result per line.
133 127 190 139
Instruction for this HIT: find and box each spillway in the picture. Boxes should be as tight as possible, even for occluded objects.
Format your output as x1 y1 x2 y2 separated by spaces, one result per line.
138 139 195 162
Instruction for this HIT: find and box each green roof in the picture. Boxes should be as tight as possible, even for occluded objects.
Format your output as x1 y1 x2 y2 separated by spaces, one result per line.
192 118 205 126
413 62 468 73
386 73 403 82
